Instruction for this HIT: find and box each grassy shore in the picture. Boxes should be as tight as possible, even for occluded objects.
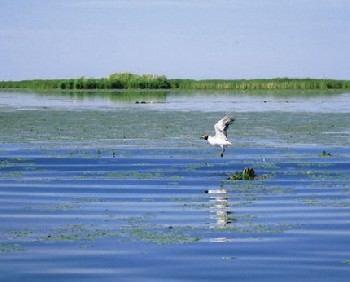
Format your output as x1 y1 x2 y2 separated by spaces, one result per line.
1 73 350 90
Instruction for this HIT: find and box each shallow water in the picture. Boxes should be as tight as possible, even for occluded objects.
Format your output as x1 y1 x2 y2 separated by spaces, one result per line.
1 89 350 113
0 90 350 281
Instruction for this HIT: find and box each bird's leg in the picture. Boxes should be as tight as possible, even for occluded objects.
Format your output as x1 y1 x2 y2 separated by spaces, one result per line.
220 146 225 158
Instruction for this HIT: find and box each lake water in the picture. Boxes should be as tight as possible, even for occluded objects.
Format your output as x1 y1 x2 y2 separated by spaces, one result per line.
1 90 350 113
0 90 350 281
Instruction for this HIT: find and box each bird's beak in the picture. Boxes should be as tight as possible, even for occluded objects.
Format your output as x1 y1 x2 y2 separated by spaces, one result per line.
200 135 205 139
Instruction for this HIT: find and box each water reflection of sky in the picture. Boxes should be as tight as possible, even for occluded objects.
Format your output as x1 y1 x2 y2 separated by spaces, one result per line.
0 90 350 113
207 188 231 229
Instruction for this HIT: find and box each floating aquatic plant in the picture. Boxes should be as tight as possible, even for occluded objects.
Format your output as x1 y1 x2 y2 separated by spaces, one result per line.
126 227 200 245
44 224 120 242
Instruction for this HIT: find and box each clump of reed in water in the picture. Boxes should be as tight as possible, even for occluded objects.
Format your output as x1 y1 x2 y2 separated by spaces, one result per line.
228 168 256 180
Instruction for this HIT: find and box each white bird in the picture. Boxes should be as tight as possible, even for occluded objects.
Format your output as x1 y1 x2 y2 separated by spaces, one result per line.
201 115 235 158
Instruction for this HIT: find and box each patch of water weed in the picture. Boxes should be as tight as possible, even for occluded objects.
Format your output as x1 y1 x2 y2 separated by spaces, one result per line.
106 171 162 179
120 215 200 244
125 227 200 245
0 243 24 254
217 223 295 234
43 224 120 242
8 230 33 239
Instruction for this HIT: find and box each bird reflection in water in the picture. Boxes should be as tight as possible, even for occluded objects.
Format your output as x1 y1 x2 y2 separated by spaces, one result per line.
205 188 232 228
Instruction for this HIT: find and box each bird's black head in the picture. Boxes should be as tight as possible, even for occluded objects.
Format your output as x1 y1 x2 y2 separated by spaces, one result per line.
200 135 209 140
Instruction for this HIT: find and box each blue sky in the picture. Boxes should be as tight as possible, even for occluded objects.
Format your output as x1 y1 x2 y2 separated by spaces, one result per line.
0 0 349 80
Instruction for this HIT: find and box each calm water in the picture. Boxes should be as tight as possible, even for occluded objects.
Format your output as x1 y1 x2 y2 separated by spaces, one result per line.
0 90 350 281
0 90 350 112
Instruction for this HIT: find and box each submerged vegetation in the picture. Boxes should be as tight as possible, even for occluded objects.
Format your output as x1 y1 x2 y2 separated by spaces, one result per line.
1 73 350 90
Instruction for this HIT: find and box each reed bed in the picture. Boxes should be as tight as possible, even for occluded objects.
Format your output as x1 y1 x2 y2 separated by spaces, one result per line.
1 73 349 90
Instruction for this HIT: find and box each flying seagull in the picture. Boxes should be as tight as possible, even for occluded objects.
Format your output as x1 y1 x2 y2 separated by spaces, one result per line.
201 115 235 158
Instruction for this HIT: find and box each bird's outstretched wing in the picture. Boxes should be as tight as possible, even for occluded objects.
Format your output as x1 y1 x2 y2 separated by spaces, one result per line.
214 116 235 138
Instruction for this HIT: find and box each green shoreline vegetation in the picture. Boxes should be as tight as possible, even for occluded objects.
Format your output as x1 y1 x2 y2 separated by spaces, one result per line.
1 73 350 90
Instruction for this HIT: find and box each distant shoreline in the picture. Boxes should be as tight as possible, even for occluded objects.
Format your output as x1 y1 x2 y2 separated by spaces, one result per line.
1 73 349 90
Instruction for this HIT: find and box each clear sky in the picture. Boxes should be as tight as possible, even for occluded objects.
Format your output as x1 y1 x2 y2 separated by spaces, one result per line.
0 0 349 80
